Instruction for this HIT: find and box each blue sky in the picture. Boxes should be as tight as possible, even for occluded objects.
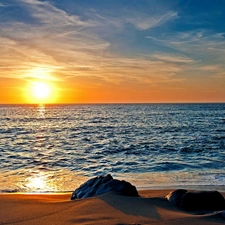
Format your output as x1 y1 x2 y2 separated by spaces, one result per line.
0 0 225 103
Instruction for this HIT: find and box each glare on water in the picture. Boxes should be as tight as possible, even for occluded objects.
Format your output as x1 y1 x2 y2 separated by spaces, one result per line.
26 174 48 190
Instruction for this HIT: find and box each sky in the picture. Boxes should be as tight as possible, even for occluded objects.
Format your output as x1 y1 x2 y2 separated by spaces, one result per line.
0 0 225 104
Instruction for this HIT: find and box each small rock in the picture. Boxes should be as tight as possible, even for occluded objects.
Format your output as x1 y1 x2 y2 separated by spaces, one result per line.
166 189 225 211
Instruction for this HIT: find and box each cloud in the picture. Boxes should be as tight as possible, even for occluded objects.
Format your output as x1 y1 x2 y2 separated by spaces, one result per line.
18 0 92 27
151 53 193 63
0 0 185 88
85 56 184 85
213 72 225 79
86 1 178 31
146 30 225 69
126 11 178 30
145 28 225 86
3 0 224 93
0 0 108 79
197 65 225 80
198 65 221 71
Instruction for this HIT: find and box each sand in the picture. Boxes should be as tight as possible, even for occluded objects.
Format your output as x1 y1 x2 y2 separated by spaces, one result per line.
0 189 225 225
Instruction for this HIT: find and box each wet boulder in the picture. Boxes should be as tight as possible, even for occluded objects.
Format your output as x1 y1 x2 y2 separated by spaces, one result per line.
166 189 225 211
71 174 139 200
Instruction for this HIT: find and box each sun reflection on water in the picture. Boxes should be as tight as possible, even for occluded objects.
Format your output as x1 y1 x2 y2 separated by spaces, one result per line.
37 104 46 118
19 169 87 193
26 176 46 190
25 173 55 192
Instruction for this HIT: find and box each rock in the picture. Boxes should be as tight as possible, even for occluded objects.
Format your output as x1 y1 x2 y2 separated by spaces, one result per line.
180 191 225 211
166 189 188 206
71 174 139 200
166 189 225 211
221 211 225 220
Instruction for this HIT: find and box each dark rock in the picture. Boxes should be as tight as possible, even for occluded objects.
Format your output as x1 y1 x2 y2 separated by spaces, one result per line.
221 211 225 220
166 189 188 206
166 189 225 211
180 191 225 211
71 174 139 200
95 179 138 196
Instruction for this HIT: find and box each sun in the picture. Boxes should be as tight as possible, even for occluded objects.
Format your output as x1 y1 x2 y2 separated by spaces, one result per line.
32 82 50 100
26 81 57 104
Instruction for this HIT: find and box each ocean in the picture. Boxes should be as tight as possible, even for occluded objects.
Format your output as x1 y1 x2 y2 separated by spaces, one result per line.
0 103 225 193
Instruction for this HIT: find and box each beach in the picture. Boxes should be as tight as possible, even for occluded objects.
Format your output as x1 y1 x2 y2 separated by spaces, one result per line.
1 188 225 225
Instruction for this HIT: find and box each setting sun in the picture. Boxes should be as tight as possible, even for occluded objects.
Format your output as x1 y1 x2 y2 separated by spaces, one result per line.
25 81 57 104
32 82 50 100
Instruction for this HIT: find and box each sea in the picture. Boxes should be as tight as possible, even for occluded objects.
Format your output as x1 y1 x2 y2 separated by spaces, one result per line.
0 103 225 193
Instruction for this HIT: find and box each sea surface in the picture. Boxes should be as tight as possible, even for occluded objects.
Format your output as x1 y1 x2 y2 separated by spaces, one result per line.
0 103 225 193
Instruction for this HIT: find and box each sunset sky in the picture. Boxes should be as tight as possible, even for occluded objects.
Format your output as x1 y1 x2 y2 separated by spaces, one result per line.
0 0 225 104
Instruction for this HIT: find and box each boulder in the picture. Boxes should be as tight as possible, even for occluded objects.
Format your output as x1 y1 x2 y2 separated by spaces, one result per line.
221 211 225 220
166 189 188 207
71 174 139 200
166 189 225 211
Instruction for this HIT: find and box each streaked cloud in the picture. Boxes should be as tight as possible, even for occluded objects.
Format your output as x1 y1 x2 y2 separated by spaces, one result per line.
151 53 194 63
146 30 225 73
0 0 183 86
126 11 178 30
0 0 225 102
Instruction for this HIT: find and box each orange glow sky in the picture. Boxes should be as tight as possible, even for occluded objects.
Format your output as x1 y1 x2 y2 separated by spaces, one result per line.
0 0 225 104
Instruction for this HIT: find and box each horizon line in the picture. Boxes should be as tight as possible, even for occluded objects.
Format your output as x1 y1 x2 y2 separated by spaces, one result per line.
0 102 225 105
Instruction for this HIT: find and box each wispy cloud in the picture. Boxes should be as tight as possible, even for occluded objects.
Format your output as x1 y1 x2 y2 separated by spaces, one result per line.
126 11 178 30
150 53 194 63
146 30 225 55
19 0 92 27
0 0 184 87
146 30 225 72
91 6 178 31
0 0 107 80
1 0 224 103
198 65 221 71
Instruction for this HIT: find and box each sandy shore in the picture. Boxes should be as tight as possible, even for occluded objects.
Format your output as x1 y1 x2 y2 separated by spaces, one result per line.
1 189 225 225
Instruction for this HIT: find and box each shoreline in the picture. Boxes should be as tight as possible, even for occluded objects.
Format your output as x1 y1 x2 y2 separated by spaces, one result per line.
1 187 225 225
137 184 225 192
1 184 225 194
